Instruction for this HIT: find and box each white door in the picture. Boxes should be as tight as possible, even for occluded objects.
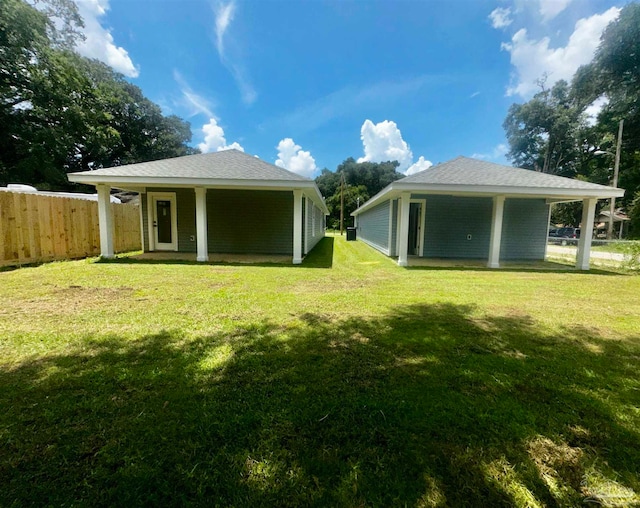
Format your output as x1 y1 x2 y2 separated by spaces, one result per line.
148 192 178 251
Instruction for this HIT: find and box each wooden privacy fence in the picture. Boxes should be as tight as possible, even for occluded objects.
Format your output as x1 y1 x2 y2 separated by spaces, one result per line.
0 192 141 267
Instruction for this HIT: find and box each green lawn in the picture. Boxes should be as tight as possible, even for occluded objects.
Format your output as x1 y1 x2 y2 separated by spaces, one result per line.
1 235 639 507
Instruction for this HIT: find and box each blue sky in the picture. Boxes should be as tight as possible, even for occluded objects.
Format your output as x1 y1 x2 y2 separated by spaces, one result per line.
72 0 627 178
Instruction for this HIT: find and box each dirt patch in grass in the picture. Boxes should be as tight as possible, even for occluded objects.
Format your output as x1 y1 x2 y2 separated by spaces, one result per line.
527 436 585 491
0 285 135 317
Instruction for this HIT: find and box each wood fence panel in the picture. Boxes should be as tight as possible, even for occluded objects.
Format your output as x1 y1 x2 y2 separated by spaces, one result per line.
91 202 100 254
52 198 65 260
1 192 17 262
0 193 141 267
27 194 41 262
15 193 28 263
38 197 54 261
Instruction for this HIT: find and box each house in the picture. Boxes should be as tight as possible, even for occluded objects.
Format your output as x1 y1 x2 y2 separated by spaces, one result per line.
351 156 625 270
596 209 630 239
68 149 328 264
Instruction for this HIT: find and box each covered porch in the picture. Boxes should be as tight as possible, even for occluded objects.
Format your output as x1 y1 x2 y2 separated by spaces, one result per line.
393 192 600 271
125 251 293 264
95 184 322 265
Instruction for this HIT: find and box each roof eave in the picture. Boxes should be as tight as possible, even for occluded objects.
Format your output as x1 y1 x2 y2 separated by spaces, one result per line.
68 174 329 215
352 182 625 216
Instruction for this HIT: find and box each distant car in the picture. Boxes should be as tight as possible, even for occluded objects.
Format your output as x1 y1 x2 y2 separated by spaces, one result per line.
548 228 559 237
552 227 580 245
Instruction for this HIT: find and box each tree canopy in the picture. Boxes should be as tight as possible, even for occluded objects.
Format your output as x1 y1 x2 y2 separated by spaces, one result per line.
316 158 403 229
0 0 196 190
503 3 640 235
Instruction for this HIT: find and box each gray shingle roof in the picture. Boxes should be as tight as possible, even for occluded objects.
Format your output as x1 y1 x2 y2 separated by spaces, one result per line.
353 156 624 216
400 156 615 191
69 149 310 182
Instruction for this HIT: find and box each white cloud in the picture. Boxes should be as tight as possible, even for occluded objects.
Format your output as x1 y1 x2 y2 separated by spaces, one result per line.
213 1 257 105
215 1 235 57
472 143 509 161
275 138 317 178
501 7 620 97
539 0 572 21
173 70 214 118
358 119 414 171
198 118 244 153
357 119 432 176
489 7 513 29
405 156 433 176
74 0 139 77
584 96 608 126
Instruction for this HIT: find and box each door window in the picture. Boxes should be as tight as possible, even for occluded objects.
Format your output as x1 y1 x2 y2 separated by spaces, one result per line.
156 200 172 244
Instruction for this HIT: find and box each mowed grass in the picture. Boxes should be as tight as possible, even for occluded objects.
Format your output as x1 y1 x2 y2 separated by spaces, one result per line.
1 235 639 507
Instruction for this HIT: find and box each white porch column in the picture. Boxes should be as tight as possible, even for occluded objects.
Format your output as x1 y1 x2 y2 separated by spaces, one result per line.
487 195 506 268
293 189 303 264
397 192 411 267
576 198 597 270
96 184 114 258
195 187 208 262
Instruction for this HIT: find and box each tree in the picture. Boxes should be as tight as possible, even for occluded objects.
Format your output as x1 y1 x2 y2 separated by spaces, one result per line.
584 3 640 208
27 0 85 49
503 80 585 176
504 5 640 228
316 158 403 228
337 158 402 198
326 184 369 230
315 168 340 200
0 0 196 189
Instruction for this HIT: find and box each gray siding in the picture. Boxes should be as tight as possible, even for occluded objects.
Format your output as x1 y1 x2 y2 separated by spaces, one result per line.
420 195 493 258
357 200 390 253
141 188 294 255
305 198 324 254
500 198 548 260
207 189 293 255
176 188 197 252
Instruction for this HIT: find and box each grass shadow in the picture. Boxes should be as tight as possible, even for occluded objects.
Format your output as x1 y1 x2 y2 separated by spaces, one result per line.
1 304 638 506
300 236 334 268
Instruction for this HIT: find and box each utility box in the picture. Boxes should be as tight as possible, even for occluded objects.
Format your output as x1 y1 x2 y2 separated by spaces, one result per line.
346 227 357 241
